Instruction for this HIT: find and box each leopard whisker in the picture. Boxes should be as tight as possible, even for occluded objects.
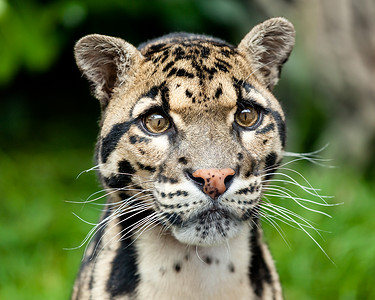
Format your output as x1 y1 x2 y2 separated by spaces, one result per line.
259 213 291 248
76 164 102 179
263 190 333 217
261 201 334 263
92 204 156 260
261 171 329 203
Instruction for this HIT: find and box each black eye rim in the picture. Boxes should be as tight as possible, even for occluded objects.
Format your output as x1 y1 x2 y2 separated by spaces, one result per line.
140 109 175 135
234 103 263 130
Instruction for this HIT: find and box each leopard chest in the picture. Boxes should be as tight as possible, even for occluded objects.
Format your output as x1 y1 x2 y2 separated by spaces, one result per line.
135 226 254 300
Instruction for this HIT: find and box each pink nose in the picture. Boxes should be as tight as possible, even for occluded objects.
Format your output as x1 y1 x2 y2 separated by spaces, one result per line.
192 168 235 200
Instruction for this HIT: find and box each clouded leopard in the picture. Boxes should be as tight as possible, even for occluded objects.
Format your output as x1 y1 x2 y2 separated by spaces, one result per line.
72 17 295 300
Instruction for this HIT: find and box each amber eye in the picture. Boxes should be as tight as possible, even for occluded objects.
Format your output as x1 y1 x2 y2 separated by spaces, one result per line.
143 112 171 134
235 106 260 128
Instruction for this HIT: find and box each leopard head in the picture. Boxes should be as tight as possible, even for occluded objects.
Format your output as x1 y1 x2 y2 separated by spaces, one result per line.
74 18 295 246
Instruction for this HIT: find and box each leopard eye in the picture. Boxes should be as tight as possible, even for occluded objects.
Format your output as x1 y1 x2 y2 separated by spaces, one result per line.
143 112 171 134
235 106 261 128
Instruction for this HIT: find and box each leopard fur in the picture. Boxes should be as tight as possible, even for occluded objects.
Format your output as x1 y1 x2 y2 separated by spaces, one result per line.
72 17 295 300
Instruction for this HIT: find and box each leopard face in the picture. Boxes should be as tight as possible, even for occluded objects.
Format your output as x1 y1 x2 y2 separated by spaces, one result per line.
75 18 295 247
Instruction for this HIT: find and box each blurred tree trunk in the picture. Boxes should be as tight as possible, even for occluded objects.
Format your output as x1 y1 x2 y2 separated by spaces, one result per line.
254 0 375 173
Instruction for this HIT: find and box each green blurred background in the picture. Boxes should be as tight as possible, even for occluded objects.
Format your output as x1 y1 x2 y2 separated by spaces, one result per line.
1 0 374 299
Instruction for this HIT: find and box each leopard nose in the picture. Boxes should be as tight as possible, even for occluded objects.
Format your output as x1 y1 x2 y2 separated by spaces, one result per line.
190 168 236 200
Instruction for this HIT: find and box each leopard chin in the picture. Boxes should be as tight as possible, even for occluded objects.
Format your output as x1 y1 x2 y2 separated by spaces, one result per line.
171 207 244 246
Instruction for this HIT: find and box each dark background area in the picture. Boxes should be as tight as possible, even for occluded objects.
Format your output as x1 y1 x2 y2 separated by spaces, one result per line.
1 0 374 299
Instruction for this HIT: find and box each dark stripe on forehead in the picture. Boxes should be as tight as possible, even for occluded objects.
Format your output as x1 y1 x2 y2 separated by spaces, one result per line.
101 120 134 163
159 82 170 113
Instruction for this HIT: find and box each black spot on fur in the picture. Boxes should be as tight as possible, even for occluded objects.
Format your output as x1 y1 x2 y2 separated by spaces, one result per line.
229 262 235 273
137 162 156 173
178 157 188 165
185 90 193 98
118 160 136 174
237 153 243 161
101 121 134 163
158 174 178 184
204 256 212 265
249 225 272 297
235 184 256 195
215 87 223 99
174 263 182 273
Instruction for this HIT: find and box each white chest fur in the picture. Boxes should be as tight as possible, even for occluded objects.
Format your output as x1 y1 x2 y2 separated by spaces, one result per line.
135 225 255 300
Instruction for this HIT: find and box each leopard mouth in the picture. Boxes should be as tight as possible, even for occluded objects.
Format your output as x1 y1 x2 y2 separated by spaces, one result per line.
171 205 244 246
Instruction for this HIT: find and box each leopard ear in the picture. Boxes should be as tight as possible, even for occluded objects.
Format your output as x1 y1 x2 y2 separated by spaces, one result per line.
74 34 142 108
238 17 295 90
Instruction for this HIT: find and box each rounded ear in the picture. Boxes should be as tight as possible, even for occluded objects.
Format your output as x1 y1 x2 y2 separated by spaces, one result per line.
238 17 295 90
74 34 142 108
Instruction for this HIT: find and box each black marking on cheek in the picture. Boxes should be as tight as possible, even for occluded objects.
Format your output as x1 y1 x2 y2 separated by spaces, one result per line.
101 121 134 163
104 174 131 189
237 153 243 161
249 224 272 297
265 152 278 171
103 160 135 188
264 152 279 180
137 162 156 173
129 135 151 144
119 160 136 175
267 109 286 148
256 123 275 135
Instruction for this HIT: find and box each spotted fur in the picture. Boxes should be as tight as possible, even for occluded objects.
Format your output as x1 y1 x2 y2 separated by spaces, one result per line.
72 17 295 300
